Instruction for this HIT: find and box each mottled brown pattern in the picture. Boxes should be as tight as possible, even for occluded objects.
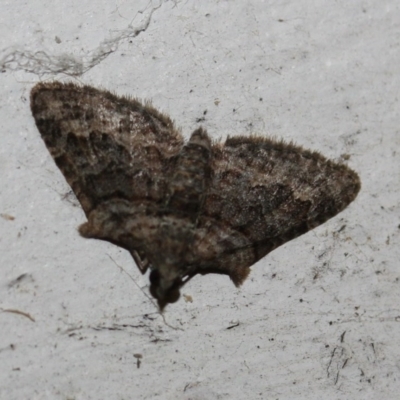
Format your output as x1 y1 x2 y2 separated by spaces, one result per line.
31 82 361 309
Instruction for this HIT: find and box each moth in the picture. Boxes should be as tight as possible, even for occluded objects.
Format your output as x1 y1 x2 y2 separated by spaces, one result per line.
30 82 361 309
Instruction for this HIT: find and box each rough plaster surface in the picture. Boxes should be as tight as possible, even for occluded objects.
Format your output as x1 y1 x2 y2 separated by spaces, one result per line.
1 1 399 399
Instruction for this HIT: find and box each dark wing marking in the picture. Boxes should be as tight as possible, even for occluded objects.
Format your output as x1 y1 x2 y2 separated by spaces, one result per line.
193 135 361 285
31 82 183 216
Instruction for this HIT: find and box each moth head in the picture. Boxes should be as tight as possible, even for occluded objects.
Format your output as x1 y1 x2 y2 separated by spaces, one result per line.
149 269 183 310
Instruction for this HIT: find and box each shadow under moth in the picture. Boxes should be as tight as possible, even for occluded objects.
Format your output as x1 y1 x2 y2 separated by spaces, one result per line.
30 82 360 309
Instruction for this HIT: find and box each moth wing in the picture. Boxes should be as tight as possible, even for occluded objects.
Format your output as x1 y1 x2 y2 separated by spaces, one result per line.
194 136 360 285
31 82 183 215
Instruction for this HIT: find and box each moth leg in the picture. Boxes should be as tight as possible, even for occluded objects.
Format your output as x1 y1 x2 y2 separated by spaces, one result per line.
130 249 150 274
180 266 201 286
182 274 194 284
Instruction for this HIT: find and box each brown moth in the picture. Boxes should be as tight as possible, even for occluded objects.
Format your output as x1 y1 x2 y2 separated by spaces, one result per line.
30 82 361 309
